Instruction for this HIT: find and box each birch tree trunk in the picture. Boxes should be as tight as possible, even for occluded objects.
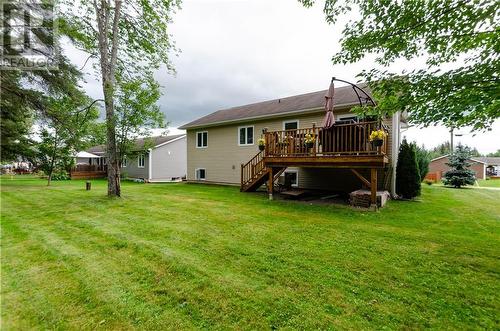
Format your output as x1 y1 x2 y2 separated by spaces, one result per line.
95 0 122 197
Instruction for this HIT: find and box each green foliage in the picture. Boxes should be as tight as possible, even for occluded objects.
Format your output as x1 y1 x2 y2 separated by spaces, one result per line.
443 144 476 188
59 0 178 196
414 144 431 181
60 0 179 78
428 141 451 160
35 95 99 184
115 75 167 157
0 60 86 163
299 0 500 130
36 129 75 178
487 149 500 157
50 171 71 181
396 139 421 199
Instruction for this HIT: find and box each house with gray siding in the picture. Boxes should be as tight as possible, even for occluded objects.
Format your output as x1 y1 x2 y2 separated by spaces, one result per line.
83 134 187 182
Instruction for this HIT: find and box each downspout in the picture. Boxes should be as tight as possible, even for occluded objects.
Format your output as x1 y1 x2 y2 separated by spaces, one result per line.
391 111 401 197
148 148 152 182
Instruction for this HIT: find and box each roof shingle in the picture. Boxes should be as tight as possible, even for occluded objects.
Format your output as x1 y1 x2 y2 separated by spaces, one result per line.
87 134 185 154
179 84 370 129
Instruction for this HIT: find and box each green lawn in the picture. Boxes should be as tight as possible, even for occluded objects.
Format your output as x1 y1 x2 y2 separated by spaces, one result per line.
1 178 499 329
478 179 500 188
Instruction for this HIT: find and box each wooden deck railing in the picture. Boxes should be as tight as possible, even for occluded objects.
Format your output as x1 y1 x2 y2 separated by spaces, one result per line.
264 121 388 157
71 164 107 172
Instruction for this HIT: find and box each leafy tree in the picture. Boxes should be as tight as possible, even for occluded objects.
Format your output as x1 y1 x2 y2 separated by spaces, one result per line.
414 144 431 181
487 149 500 157
396 139 421 199
300 0 500 130
443 144 476 188
36 129 75 183
36 96 99 185
469 147 481 157
428 141 452 160
60 0 179 197
115 76 167 160
1 2 90 163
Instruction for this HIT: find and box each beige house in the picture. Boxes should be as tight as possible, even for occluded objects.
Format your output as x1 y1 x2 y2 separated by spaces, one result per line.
179 85 405 204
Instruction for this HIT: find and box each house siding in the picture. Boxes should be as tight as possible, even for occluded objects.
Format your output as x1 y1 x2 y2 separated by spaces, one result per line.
122 153 149 179
150 137 187 181
186 109 397 191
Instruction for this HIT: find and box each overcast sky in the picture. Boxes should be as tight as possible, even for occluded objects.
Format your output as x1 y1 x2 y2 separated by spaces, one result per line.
73 0 500 154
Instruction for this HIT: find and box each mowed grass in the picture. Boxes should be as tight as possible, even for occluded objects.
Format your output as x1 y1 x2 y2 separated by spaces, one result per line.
478 179 500 188
1 177 499 330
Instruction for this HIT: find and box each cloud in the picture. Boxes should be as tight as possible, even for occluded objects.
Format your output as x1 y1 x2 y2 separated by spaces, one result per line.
67 0 499 154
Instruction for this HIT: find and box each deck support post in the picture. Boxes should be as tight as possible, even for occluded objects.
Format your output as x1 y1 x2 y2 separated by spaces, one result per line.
268 167 274 200
370 168 377 209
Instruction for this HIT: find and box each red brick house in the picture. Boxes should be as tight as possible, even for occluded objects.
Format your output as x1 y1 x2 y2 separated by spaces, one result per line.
426 155 486 181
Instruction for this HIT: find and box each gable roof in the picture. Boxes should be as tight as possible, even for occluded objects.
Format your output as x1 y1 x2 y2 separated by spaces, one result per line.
179 84 370 129
472 156 500 165
431 154 487 165
87 134 186 155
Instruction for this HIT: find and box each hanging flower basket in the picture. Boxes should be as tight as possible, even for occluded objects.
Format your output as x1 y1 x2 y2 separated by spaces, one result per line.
258 138 265 151
369 129 386 147
304 133 316 149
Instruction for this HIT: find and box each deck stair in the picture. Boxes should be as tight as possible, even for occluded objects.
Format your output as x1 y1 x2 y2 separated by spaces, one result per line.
240 150 285 192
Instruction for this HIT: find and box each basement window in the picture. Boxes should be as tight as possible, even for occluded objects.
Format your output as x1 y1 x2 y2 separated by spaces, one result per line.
195 168 206 180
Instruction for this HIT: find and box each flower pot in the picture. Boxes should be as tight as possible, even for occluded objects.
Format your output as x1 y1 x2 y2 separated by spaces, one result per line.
372 139 383 147
259 145 265 151
305 142 314 149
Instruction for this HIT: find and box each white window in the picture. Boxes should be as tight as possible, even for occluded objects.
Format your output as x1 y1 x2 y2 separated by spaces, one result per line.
283 120 299 130
336 114 358 123
282 170 298 187
196 131 208 148
195 168 206 180
122 156 127 168
238 126 254 146
138 154 145 168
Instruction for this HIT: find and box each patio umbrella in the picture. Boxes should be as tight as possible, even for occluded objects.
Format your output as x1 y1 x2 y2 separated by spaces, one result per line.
322 79 335 129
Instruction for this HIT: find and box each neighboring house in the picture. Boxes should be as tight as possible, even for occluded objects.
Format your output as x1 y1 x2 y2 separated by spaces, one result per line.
425 154 492 181
179 85 406 205
474 157 500 178
77 134 187 182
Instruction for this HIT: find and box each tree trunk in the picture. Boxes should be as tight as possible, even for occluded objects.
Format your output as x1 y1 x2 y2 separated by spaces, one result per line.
103 76 121 197
95 0 123 197
47 132 58 186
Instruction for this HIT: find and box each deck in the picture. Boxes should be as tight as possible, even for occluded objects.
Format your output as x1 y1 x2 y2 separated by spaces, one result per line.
70 164 107 179
241 121 390 207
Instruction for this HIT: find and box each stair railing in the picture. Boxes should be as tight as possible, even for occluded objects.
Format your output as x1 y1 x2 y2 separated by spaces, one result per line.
241 150 266 188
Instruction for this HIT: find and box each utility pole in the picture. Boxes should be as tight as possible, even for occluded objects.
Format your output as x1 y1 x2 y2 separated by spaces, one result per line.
450 128 454 154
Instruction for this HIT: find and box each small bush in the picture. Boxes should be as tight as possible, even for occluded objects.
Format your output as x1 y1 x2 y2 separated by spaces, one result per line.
424 180 434 185
51 171 70 180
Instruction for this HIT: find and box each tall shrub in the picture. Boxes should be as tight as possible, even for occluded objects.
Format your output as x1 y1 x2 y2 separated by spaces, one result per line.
414 144 431 181
396 139 421 199
443 144 476 188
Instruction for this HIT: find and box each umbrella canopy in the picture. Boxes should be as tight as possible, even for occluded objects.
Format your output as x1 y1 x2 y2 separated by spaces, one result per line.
322 80 335 129
75 151 101 158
